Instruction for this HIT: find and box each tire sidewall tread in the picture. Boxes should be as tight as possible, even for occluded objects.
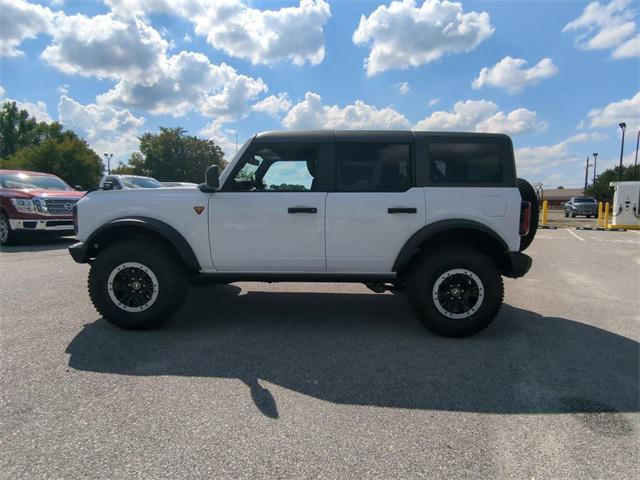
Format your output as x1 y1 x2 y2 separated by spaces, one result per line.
88 238 189 330
406 246 504 338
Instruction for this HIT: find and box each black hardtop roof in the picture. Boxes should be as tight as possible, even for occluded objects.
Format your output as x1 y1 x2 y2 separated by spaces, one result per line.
254 130 511 143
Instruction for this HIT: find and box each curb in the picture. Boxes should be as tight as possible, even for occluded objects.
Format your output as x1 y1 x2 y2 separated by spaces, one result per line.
538 225 557 230
576 226 627 232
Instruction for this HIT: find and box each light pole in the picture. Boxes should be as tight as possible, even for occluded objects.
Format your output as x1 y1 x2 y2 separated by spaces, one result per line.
592 152 598 185
634 130 639 181
103 153 113 175
584 156 592 192
618 122 626 181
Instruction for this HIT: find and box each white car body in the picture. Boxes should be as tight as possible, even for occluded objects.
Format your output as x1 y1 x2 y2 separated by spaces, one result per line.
77 131 522 275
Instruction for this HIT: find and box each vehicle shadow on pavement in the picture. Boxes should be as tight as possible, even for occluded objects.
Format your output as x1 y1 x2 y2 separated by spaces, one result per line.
66 284 639 422
0 236 75 253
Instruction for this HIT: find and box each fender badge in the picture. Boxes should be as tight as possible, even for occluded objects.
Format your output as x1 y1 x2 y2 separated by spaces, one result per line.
193 206 205 215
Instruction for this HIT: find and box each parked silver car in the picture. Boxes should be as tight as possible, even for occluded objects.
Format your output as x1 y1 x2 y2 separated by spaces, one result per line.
564 196 598 218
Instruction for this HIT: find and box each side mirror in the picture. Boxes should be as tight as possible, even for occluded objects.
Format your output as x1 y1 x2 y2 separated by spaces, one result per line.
74 185 84 191
103 181 114 191
199 165 220 193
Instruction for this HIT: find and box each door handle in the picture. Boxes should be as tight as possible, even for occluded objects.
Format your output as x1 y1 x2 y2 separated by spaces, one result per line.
288 207 317 214
388 207 417 214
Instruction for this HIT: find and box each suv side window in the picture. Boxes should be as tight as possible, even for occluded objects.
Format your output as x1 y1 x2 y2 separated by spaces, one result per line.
335 142 411 192
226 143 322 192
427 139 511 186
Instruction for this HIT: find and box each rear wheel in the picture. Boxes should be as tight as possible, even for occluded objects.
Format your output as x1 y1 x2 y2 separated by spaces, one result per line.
88 238 189 330
405 247 504 337
517 178 539 252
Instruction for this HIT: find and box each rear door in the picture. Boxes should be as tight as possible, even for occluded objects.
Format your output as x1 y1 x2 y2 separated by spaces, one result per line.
325 135 426 273
210 141 331 272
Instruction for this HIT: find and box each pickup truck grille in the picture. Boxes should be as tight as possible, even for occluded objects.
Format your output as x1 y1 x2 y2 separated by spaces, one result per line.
34 198 78 216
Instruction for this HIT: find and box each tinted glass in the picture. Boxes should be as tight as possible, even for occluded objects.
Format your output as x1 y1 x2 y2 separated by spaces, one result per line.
122 176 162 188
0 174 71 190
429 142 505 185
335 143 411 192
574 197 596 203
228 143 320 192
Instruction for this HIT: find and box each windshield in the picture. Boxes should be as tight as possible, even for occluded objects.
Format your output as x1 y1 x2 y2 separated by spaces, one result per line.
121 176 162 188
574 197 596 203
0 173 71 190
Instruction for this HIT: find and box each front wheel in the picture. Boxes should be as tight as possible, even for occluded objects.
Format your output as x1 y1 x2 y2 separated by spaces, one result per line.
0 214 17 246
88 238 189 330
405 247 504 337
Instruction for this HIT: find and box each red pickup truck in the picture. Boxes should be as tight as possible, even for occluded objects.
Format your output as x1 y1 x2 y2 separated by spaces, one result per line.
0 169 85 246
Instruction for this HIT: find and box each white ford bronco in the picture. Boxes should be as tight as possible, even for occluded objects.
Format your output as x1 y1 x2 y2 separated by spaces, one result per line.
69 131 538 337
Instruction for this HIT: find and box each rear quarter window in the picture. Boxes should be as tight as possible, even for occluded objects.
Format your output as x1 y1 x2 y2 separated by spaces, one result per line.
423 137 515 187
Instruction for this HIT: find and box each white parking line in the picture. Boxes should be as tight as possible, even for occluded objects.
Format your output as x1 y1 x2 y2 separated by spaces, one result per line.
565 228 585 242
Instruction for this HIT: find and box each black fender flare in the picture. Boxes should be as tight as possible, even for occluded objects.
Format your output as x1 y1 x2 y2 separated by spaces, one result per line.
84 217 200 272
392 219 509 272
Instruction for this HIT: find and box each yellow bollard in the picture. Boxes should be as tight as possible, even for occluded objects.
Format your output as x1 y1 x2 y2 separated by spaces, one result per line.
604 202 609 229
597 202 603 227
541 200 548 225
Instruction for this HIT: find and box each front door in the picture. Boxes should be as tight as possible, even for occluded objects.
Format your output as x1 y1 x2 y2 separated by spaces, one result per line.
210 141 329 272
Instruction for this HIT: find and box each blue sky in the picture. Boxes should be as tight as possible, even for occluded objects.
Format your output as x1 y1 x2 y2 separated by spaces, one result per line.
0 0 638 188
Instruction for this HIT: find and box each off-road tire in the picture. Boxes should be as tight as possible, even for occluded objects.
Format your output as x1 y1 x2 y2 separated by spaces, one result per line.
517 178 539 252
88 238 189 330
405 246 504 338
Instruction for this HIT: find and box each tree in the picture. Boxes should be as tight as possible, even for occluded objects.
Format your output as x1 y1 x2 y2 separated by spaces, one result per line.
0 100 103 187
116 127 226 182
4 134 104 188
585 165 636 203
0 101 64 158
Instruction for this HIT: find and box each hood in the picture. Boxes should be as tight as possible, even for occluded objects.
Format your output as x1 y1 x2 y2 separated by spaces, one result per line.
5 188 85 198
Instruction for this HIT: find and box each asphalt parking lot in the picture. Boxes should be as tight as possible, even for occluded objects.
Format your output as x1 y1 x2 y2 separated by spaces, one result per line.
1 229 639 479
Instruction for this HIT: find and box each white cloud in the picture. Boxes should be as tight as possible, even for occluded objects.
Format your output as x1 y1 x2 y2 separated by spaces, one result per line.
58 95 145 161
0 90 52 122
353 0 494 75
282 92 411 130
183 33 192 43
428 98 440 107
199 121 238 158
413 99 545 135
397 82 410 95
56 84 69 95
515 132 607 177
252 93 292 118
0 0 54 57
41 13 168 81
106 0 332 66
472 56 558 94
563 0 639 59
97 51 266 122
612 34 640 58
587 91 640 131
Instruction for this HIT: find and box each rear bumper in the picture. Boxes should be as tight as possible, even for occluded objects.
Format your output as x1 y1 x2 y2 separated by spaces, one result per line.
68 242 88 263
9 218 74 232
502 252 532 278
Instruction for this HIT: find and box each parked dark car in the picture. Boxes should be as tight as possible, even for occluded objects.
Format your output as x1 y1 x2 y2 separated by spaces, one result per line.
564 196 598 218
